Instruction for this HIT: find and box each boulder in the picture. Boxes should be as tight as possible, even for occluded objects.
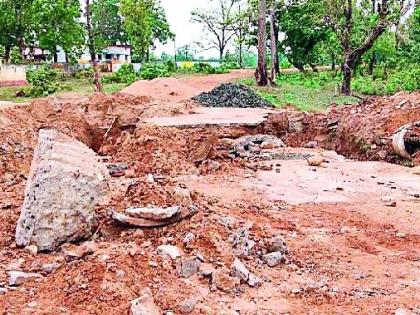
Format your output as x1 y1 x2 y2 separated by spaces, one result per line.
157 245 182 260
15 129 109 252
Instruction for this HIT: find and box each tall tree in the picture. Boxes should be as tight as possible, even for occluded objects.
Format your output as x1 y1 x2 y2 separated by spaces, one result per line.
326 0 413 94
268 0 278 81
120 0 172 62
191 0 240 60
256 0 268 86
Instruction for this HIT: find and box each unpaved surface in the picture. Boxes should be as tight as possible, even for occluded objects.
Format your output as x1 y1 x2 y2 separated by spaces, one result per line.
0 72 419 314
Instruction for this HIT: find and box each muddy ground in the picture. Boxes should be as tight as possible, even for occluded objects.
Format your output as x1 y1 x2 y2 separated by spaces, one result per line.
0 71 419 314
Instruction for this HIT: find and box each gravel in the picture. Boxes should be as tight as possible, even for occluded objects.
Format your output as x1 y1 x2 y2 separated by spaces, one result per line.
192 83 274 109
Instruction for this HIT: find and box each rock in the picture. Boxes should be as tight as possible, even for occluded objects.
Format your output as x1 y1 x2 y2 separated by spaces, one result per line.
396 232 406 238
303 141 318 148
105 162 129 177
41 262 61 275
61 241 98 262
211 270 240 293
183 233 195 245
0 288 8 295
199 263 215 277
179 299 197 314
262 252 284 267
230 258 261 287
307 156 323 167
7 271 43 286
265 236 288 254
176 256 201 278
172 187 192 205
126 206 181 221
386 201 397 207
231 258 249 282
130 288 160 315
247 273 262 287
146 174 155 183
157 245 182 260
15 130 109 252
25 245 38 255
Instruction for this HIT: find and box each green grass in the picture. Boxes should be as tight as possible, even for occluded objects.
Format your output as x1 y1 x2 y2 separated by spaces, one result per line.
0 77 127 103
239 73 360 112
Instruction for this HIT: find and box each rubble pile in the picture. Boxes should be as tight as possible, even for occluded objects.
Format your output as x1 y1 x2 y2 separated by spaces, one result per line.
193 83 274 108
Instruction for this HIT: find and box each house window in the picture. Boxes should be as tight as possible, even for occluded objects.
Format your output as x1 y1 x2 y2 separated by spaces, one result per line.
105 54 112 60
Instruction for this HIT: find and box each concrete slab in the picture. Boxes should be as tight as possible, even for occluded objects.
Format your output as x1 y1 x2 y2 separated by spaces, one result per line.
141 107 277 128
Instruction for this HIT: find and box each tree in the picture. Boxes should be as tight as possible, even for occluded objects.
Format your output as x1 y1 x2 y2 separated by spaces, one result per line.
30 0 84 61
256 0 268 86
326 0 413 95
278 0 330 73
268 0 278 80
120 0 172 62
191 0 241 60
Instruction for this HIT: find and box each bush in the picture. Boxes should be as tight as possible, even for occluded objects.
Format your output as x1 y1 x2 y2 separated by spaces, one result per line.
139 63 171 80
74 67 94 79
25 66 60 97
10 47 24 64
192 62 216 74
102 64 139 84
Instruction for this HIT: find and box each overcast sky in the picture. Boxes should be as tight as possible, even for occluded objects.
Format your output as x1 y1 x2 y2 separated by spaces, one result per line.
154 0 221 59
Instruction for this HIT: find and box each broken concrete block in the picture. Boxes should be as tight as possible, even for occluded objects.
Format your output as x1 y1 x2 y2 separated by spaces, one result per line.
15 129 109 252
7 271 43 286
130 288 160 315
157 245 182 260
176 256 201 278
126 206 180 220
230 258 249 282
262 252 285 267
265 236 288 254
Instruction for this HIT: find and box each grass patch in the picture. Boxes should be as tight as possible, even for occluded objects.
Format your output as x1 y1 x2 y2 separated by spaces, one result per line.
239 73 360 112
0 77 127 103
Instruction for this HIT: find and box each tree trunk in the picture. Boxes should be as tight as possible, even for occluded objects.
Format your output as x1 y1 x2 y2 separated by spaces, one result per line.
274 23 280 75
341 59 352 95
256 0 268 86
269 1 278 83
85 0 96 62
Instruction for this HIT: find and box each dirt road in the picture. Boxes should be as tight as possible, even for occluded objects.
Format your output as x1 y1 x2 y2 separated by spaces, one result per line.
0 72 419 314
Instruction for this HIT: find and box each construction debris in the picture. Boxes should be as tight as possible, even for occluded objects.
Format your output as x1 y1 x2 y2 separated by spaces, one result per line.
193 83 274 108
126 206 181 220
15 129 109 252
110 205 198 228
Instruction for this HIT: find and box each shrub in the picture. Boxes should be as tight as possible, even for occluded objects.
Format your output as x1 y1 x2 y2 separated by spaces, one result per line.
139 63 171 80
25 66 60 97
192 62 216 74
10 47 24 64
74 67 94 79
102 64 139 84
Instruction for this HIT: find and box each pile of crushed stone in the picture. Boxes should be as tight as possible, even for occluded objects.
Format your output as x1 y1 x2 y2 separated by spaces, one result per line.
192 83 274 109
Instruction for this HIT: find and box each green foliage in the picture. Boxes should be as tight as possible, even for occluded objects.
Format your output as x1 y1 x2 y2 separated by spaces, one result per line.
352 67 420 95
0 45 5 61
138 63 171 80
10 47 24 64
192 63 217 74
102 64 139 84
278 0 331 70
74 68 94 79
120 0 173 62
25 66 61 97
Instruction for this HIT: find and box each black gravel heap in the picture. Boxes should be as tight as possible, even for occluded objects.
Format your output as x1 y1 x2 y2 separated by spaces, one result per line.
192 83 274 108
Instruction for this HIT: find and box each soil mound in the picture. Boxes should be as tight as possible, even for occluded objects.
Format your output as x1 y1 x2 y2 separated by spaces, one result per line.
192 83 274 109
121 77 200 102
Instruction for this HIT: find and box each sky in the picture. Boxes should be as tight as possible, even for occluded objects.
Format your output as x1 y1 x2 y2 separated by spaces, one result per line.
154 0 221 59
